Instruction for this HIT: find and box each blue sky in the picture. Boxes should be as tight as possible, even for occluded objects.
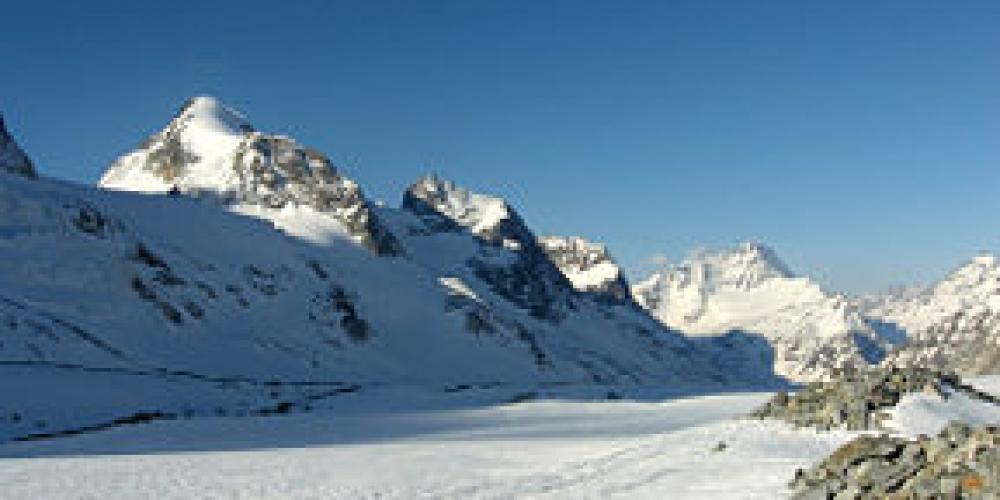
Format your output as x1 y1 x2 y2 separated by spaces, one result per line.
2 1 998 294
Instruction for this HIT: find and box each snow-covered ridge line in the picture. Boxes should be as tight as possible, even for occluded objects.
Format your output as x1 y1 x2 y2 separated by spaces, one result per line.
0 100 791 445
400 173 578 320
863 252 1000 375
402 173 531 248
862 252 1000 333
10 95 1000 387
632 242 896 381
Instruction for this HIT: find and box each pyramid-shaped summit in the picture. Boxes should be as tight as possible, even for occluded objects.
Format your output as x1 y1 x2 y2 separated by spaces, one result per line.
100 96 402 255
402 173 532 247
632 241 895 381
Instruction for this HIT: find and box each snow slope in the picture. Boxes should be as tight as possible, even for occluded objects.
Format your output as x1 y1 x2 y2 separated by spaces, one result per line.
4 377 997 499
865 253 1000 334
865 254 1000 374
632 242 896 381
884 387 1000 437
0 98 783 443
0 390 855 499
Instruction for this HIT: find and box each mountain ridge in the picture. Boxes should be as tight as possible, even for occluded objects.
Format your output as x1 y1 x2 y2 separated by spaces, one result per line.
3 95 996 444
632 242 897 381
0 99 791 441
862 252 1000 375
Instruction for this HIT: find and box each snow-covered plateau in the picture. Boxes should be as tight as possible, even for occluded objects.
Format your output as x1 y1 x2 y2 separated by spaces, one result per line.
0 389 850 499
3 378 999 499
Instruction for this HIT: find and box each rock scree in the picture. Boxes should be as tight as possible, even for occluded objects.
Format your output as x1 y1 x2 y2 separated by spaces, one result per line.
752 366 964 431
791 422 1000 499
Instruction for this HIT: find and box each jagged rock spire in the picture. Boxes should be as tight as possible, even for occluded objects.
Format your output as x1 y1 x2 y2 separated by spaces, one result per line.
539 235 632 304
403 174 575 320
0 114 37 178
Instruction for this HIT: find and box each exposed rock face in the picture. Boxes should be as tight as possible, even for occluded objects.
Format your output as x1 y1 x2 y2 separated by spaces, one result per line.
381 174 785 386
228 134 402 255
402 174 573 320
791 422 1000 499
866 254 1000 376
884 308 1000 376
99 96 402 256
633 242 894 382
402 174 536 248
0 115 36 178
538 236 632 305
752 367 962 431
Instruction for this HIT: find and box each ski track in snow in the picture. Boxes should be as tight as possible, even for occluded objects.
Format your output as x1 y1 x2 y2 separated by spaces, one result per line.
0 392 855 499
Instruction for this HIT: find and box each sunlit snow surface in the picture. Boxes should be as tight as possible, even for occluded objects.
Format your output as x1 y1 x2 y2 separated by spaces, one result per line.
0 391 855 499
882 375 1000 438
4 381 1000 499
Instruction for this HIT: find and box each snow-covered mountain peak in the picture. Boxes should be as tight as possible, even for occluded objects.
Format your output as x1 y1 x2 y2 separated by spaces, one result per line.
972 253 997 267
538 236 631 303
633 242 893 381
172 95 255 137
869 253 1000 375
402 174 530 249
933 253 1000 297
539 236 611 264
404 174 510 232
654 241 795 295
99 97 402 255
632 242 817 329
0 115 36 178
397 174 583 319
99 96 255 194
716 241 794 283
864 252 1000 335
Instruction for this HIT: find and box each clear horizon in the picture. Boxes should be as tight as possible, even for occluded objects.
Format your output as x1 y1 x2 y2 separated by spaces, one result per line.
3 1 997 294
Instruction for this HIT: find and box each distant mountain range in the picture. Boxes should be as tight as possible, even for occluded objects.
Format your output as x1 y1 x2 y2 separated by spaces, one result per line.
0 96 995 440
629 241 1000 380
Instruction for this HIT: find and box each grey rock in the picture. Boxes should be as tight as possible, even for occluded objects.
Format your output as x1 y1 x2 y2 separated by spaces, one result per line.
791 423 1000 499
402 175 574 320
753 366 967 431
538 235 633 305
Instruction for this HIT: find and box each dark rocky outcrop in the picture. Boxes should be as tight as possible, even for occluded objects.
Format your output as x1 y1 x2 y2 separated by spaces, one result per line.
791 422 1000 499
100 96 403 257
0 115 37 178
752 367 962 431
229 135 403 256
538 235 633 305
403 175 574 320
